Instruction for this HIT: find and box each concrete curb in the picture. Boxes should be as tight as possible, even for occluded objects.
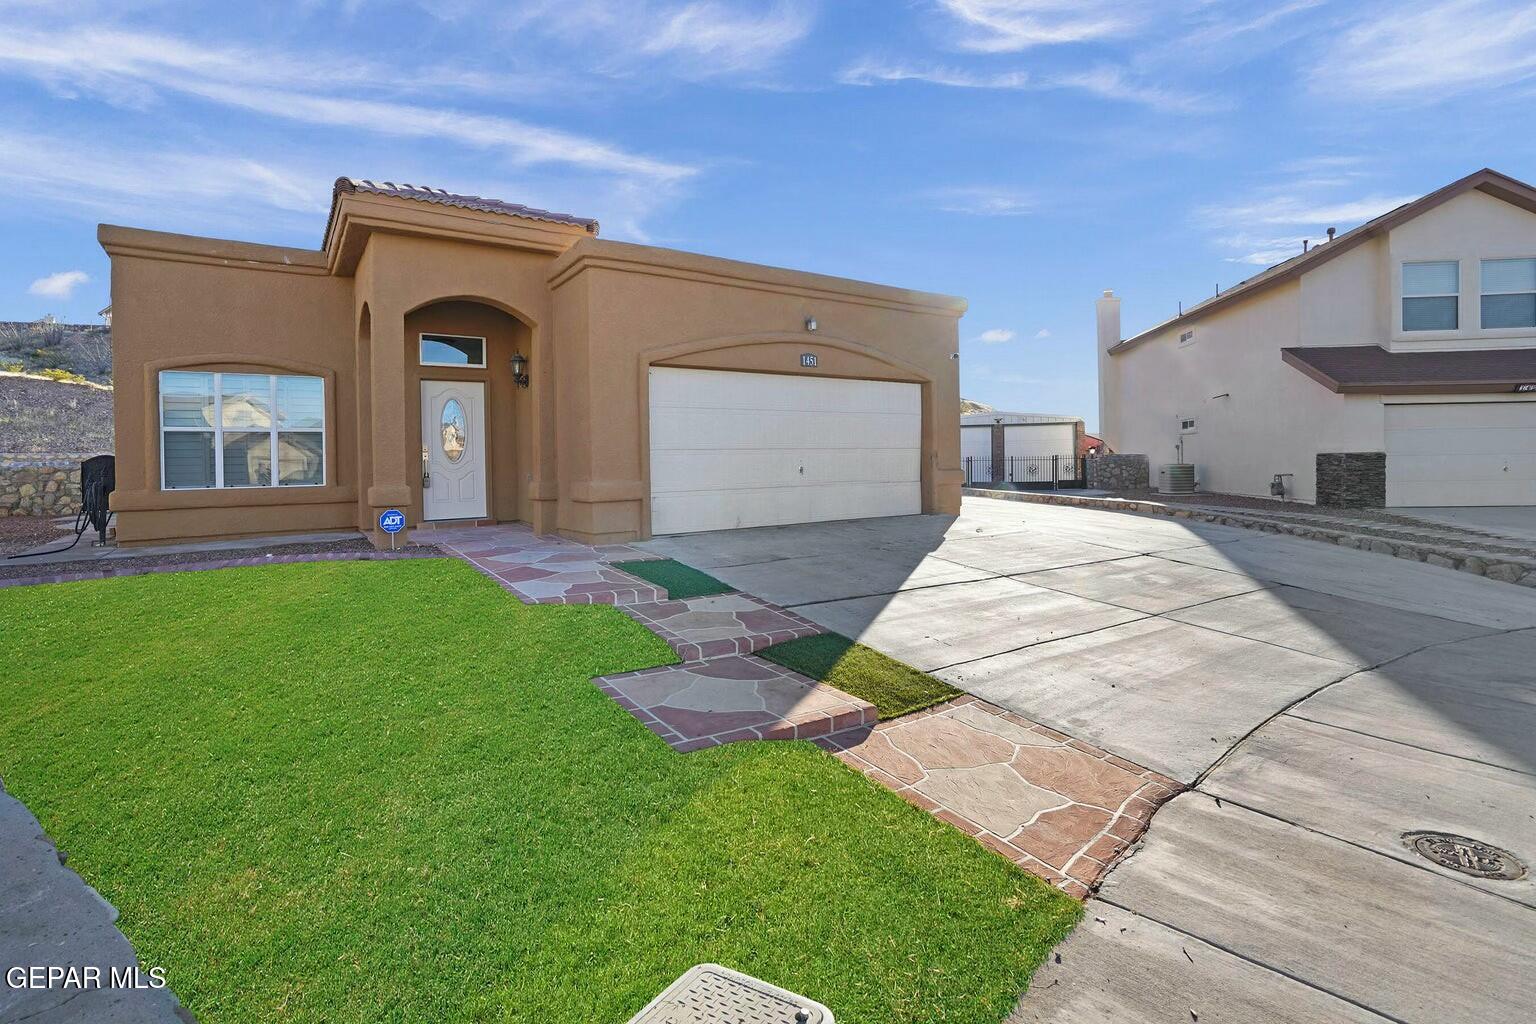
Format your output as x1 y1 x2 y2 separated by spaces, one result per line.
963 487 1536 589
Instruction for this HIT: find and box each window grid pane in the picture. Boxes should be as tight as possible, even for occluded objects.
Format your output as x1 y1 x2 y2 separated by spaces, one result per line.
1482 293 1536 329
160 371 325 490
419 335 486 367
1403 261 1458 296
160 371 215 428
1482 258 1536 295
1403 295 1458 331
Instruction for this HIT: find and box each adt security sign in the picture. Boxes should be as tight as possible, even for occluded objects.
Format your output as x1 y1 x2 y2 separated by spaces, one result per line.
378 509 406 548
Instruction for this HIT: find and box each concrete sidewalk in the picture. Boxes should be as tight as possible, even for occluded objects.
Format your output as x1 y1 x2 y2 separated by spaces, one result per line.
645 497 1536 1024
0 782 187 1023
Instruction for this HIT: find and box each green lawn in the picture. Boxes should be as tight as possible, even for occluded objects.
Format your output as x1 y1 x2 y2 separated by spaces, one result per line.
612 558 735 600
758 632 963 719
0 560 1077 1023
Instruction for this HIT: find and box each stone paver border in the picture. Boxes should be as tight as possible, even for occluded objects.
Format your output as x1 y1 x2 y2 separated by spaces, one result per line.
621 593 824 661
0 548 443 589
964 487 1536 587
818 697 1181 898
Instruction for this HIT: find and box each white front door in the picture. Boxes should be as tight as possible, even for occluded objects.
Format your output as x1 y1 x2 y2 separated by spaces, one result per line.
421 380 488 521
648 367 922 534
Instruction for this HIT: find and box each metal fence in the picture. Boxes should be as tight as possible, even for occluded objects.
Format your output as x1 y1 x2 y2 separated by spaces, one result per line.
964 454 1084 489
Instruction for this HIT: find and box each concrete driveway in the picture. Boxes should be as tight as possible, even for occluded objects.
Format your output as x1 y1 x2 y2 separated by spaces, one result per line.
643 496 1536 1023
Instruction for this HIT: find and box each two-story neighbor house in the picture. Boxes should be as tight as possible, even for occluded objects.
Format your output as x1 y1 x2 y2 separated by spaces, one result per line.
1097 168 1536 507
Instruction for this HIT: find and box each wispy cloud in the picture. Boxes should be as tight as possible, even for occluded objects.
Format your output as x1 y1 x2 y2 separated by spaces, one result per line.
1034 328 1051 339
840 59 1030 90
1313 0 1536 101
839 57 1219 113
936 0 1147 52
926 186 1035 216
0 27 695 183
641 1 814 74
977 328 1017 343
0 127 329 226
1201 177 1418 265
28 270 89 298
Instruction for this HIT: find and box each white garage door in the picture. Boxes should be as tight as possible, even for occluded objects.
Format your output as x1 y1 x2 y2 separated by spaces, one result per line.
649 367 922 534
1386 402 1536 506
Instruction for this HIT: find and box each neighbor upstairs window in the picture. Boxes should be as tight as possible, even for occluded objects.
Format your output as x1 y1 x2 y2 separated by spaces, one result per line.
1481 258 1536 329
159 371 325 490
1402 261 1459 331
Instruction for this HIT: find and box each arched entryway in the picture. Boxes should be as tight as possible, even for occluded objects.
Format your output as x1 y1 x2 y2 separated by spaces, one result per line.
401 300 532 527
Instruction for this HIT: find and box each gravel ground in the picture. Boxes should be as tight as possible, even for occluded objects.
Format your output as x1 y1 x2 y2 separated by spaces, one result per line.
0 536 441 582
0 516 71 557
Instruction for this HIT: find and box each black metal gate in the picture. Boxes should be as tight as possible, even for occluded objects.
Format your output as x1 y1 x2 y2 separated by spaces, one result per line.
964 454 1083 489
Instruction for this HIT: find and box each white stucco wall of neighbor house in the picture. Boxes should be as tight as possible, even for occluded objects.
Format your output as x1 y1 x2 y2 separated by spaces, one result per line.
1099 264 1385 504
1388 189 1536 353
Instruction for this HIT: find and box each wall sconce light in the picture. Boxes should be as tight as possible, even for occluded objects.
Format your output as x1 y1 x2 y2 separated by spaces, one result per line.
510 351 530 388
804 315 818 332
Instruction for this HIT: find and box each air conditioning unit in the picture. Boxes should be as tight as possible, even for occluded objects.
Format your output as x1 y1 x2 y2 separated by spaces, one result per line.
1161 463 1196 494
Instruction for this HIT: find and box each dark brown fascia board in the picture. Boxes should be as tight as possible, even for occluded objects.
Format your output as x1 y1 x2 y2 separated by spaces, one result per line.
1280 348 1536 395
1110 168 1536 356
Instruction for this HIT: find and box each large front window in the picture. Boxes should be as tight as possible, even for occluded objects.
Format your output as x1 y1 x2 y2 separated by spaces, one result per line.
159 371 325 490
1402 260 1459 331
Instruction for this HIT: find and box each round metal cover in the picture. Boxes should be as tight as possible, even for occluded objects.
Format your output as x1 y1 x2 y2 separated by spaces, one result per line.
1404 831 1525 880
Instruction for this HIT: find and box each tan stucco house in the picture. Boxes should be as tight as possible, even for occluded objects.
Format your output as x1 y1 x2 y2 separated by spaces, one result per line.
101 179 965 547
1098 168 1536 507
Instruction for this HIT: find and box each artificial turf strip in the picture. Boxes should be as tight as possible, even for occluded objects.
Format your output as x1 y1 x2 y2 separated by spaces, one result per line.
613 557 735 600
0 560 1078 1024
757 632 964 719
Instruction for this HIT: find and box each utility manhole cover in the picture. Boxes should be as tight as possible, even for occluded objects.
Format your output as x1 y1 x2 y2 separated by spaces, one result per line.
1405 831 1525 880
626 963 833 1023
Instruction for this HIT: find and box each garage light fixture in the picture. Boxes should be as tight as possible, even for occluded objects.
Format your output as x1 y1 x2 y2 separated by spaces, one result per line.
804 315 818 332
510 350 530 388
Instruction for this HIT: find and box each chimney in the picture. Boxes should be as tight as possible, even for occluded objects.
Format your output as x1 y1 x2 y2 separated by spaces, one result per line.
1096 289 1123 454
1096 289 1121 351
1327 226 1337 243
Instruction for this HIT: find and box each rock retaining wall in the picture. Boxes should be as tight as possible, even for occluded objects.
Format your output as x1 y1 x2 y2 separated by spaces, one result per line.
0 457 84 517
1085 454 1149 491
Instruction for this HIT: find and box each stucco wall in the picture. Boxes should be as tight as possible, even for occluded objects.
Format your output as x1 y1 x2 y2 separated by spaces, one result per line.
1107 278 1384 502
1387 189 1536 352
105 238 357 544
551 240 964 543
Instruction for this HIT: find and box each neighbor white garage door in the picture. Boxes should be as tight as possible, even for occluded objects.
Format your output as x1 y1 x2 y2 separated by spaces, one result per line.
648 367 921 534
1385 401 1536 506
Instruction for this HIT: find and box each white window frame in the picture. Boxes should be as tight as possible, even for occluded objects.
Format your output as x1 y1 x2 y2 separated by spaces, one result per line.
1479 257 1536 330
419 333 487 369
1401 260 1460 332
1178 330 1196 347
1178 415 1198 434
158 371 326 491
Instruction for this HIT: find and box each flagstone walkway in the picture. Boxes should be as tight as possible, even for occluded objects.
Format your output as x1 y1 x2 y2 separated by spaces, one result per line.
422 522 1179 898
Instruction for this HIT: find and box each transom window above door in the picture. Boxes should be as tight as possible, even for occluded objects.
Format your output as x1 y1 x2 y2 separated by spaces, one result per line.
1402 261 1459 332
419 334 486 368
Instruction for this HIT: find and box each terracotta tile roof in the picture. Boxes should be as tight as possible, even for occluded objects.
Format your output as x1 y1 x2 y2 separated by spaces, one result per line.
1111 168 1536 354
1282 345 1536 394
325 177 598 247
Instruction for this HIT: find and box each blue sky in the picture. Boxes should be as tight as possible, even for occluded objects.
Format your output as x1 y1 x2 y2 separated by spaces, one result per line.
3 0 1535 430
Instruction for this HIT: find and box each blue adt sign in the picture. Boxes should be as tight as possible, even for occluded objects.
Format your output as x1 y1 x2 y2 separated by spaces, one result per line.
378 509 406 534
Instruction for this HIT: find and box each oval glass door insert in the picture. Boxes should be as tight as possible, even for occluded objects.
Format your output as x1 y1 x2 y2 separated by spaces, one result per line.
440 399 467 463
